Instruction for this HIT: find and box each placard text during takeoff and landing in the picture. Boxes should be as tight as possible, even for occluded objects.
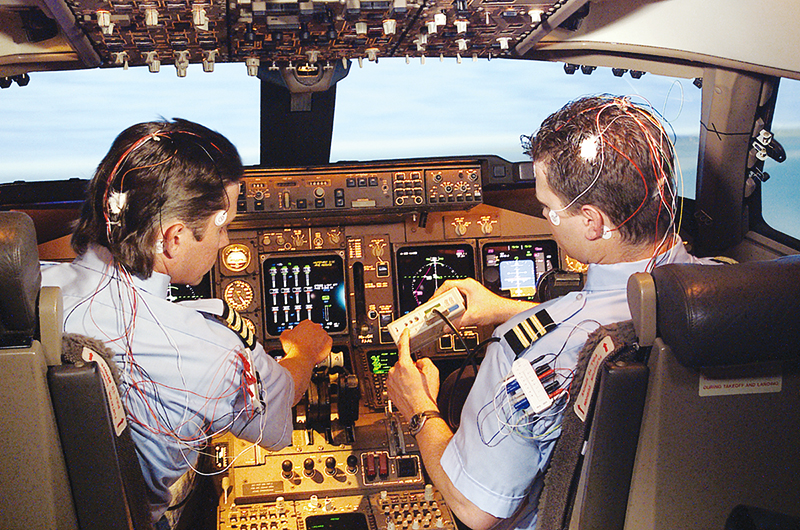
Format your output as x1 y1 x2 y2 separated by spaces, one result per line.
395 243 476 315
262 253 348 336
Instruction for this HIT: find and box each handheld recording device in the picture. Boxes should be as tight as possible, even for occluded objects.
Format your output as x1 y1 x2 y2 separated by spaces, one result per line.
387 287 466 352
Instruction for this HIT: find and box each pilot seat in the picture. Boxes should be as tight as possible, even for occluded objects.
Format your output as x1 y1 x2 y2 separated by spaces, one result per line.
0 210 152 530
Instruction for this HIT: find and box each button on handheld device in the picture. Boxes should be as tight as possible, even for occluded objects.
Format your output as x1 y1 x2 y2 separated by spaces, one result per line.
388 287 466 352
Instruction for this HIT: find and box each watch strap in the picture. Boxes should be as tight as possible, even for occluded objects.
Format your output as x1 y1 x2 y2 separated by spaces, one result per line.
409 410 442 437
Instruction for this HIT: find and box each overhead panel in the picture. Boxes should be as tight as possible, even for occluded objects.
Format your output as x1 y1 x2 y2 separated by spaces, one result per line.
64 0 589 71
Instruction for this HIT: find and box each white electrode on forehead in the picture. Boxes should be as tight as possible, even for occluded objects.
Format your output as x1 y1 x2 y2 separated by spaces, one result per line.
214 210 228 226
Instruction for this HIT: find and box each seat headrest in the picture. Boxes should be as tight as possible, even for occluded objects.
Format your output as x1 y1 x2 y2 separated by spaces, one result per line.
0 211 41 346
651 258 800 368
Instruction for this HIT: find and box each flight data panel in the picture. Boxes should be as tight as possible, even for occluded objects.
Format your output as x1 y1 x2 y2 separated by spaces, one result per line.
481 240 559 301
367 350 399 375
262 253 348 336
395 244 475 315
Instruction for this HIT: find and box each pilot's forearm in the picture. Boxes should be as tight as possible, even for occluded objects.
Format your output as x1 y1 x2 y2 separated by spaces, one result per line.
413 417 503 530
277 353 318 405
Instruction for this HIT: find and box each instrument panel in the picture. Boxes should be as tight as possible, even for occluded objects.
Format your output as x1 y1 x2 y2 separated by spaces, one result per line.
209 156 561 530
215 156 560 407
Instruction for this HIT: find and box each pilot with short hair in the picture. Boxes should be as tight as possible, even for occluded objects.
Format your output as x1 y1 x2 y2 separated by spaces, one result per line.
42 118 333 529
387 95 717 530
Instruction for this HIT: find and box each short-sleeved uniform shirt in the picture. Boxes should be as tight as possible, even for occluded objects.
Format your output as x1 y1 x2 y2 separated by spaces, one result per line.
440 240 714 529
42 246 295 523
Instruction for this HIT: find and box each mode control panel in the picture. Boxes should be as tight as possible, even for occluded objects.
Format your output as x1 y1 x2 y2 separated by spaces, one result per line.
236 160 483 219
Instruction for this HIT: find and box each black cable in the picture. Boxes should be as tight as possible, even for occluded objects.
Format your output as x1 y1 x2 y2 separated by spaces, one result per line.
431 308 500 428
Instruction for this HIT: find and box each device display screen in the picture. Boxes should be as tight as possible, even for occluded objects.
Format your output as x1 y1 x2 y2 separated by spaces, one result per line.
482 240 558 301
396 243 475 315
262 253 347 336
306 513 370 530
367 350 399 374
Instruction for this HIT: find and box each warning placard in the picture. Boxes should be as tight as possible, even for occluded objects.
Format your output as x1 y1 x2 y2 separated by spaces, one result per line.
699 374 782 397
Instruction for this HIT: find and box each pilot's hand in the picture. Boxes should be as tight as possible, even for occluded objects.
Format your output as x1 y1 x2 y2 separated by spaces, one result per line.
386 329 440 420
280 319 332 365
434 278 534 328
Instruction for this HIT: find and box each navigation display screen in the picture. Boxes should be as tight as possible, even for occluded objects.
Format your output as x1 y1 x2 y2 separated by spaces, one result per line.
481 240 558 302
396 243 475 315
262 253 347 336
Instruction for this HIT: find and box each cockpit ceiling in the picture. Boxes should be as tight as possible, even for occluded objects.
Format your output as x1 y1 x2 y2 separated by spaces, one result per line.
4 0 800 79
58 0 587 72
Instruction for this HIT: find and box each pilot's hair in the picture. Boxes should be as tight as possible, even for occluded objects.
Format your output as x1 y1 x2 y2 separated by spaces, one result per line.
72 118 243 277
526 95 676 244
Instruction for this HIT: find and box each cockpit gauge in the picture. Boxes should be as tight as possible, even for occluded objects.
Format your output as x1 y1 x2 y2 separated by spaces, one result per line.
223 280 254 312
408 257 462 306
222 244 252 273
396 244 475 314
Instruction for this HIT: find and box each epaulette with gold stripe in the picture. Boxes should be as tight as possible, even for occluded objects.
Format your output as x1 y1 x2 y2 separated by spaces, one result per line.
504 308 557 357
219 300 257 351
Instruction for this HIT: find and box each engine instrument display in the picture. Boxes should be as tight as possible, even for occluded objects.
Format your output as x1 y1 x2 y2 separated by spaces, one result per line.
223 279 255 312
262 253 348 336
481 240 559 301
396 244 475 315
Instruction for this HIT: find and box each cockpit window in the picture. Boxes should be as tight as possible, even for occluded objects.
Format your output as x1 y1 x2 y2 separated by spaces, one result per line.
760 78 800 240
332 58 701 197
0 59 700 197
0 64 261 183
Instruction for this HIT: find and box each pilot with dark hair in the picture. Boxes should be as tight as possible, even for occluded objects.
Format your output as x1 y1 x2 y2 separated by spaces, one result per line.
387 95 716 530
43 118 332 528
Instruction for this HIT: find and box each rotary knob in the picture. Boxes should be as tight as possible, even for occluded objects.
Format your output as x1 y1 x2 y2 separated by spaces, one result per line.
328 230 341 244
292 232 307 247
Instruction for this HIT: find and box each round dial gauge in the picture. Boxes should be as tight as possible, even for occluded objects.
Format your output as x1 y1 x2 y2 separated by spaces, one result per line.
224 280 254 312
222 244 252 273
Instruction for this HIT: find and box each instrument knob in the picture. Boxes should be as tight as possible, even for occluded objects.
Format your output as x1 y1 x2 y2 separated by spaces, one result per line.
325 456 337 475
303 457 315 477
281 460 293 479
346 454 359 473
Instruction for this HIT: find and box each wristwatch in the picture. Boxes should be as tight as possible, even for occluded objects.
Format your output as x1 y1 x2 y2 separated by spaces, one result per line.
408 410 442 437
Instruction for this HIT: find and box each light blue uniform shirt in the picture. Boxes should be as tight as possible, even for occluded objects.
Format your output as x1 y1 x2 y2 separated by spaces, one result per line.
42 247 295 522
440 240 713 529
